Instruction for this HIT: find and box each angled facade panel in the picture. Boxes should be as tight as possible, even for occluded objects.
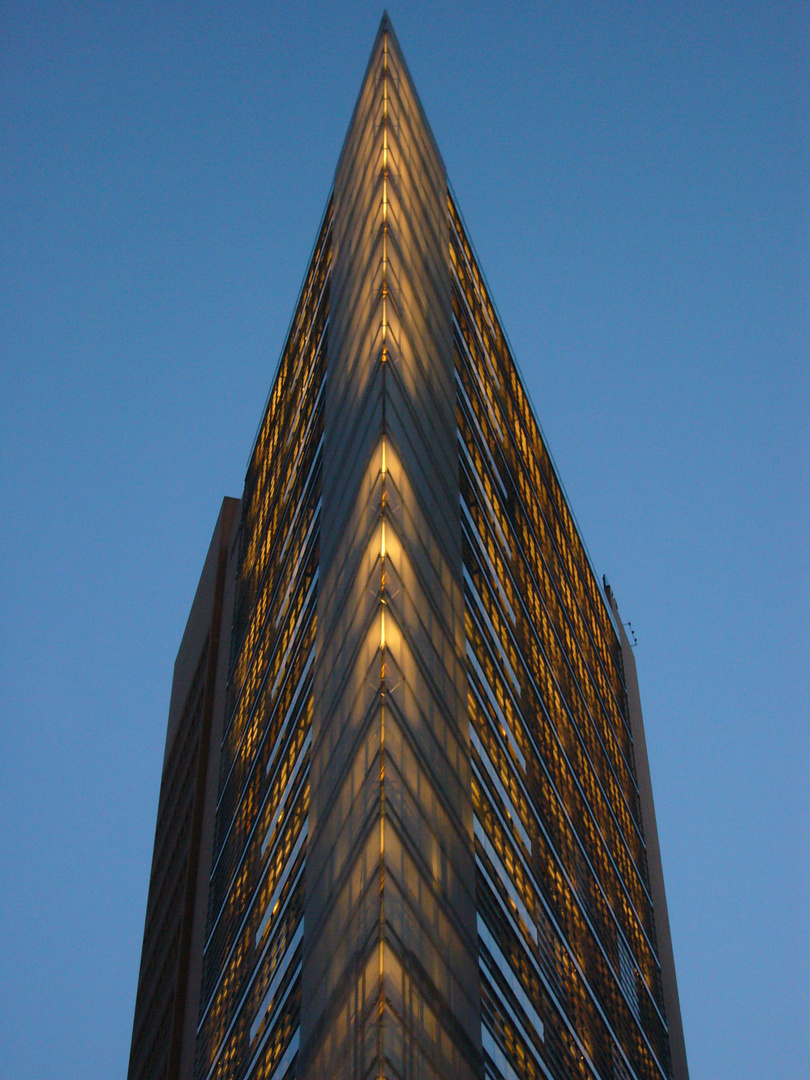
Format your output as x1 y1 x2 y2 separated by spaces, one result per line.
301 22 481 1080
193 208 330 1080
129 15 689 1080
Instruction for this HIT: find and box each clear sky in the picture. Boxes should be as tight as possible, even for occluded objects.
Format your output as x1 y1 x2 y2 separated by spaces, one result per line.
1 2 806 1078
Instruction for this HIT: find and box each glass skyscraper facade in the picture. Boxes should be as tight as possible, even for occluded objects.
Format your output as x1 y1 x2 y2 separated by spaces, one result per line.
128 16 688 1080
451 197 680 1080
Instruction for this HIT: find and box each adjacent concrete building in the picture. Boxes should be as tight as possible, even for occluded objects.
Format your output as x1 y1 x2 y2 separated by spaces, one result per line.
128 16 689 1080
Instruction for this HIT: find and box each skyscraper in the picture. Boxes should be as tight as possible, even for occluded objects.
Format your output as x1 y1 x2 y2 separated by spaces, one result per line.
129 16 689 1080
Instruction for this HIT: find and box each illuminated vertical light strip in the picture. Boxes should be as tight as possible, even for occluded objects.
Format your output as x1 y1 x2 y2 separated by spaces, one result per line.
381 34 388 364
378 34 389 1076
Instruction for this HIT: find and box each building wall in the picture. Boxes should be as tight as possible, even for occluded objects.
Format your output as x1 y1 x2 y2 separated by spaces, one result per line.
301 20 481 1080
451 197 680 1080
128 496 239 1080
193 208 330 1080
607 585 690 1080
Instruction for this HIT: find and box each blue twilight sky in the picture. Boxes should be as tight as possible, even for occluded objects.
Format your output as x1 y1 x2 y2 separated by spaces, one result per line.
1 2 806 1077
